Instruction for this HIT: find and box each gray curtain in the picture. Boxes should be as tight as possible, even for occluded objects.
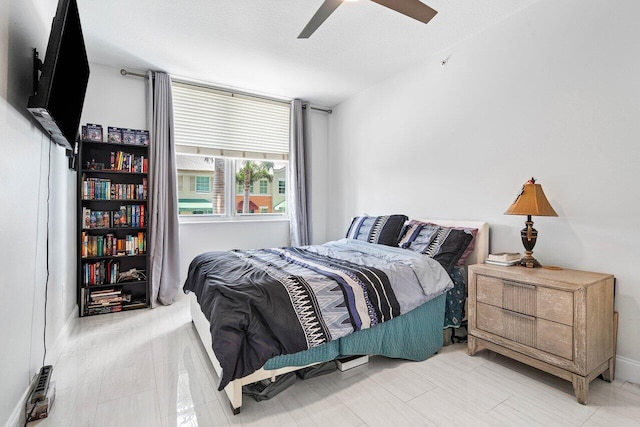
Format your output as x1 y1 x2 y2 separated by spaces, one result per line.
146 71 180 307
289 99 310 246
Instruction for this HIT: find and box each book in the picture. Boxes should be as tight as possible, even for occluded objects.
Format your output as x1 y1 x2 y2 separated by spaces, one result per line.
485 259 520 266
336 355 369 371
487 252 521 262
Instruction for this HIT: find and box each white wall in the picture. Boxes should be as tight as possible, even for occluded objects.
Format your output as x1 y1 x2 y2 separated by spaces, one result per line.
81 64 147 129
0 0 77 424
328 0 640 380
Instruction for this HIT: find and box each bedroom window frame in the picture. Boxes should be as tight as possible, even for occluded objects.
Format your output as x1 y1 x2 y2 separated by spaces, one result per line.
172 80 291 223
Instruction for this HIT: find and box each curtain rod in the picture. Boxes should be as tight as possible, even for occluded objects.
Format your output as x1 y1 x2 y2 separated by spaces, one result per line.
304 105 332 114
120 68 332 113
120 68 148 79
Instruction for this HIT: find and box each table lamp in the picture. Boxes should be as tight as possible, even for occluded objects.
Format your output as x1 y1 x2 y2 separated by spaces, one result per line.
504 177 558 268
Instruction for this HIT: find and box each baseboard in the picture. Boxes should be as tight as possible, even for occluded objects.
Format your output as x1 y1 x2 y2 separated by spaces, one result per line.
4 305 78 427
4 383 32 427
616 355 640 384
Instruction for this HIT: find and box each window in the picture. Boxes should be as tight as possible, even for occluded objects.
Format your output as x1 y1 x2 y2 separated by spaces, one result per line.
172 81 290 218
195 176 210 193
176 156 224 215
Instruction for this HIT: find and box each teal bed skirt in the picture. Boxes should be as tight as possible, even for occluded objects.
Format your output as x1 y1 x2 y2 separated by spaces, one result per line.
264 292 447 370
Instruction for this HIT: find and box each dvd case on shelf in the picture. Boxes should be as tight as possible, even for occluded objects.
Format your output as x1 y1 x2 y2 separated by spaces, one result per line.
107 126 123 143
82 123 103 142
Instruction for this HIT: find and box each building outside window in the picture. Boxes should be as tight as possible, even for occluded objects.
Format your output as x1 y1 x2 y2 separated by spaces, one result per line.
172 81 290 218
175 155 221 215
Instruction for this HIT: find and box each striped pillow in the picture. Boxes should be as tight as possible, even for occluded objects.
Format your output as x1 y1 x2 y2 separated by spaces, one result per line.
398 220 476 273
346 215 408 246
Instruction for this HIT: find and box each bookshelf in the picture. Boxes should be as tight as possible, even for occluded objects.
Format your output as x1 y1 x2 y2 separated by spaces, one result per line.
77 138 150 316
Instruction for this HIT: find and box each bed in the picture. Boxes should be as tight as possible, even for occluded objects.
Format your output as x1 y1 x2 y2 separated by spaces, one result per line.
186 218 489 414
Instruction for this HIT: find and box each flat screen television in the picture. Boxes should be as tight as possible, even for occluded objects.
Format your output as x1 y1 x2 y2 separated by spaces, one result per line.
28 0 90 152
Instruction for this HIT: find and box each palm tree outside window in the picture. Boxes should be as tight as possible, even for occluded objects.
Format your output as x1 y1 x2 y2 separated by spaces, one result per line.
236 161 273 214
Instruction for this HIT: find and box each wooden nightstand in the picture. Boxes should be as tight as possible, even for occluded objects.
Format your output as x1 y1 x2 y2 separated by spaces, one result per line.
468 264 615 404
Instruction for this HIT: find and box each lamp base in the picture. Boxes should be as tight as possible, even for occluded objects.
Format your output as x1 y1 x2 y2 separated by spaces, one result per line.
519 254 541 268
520 218 541 268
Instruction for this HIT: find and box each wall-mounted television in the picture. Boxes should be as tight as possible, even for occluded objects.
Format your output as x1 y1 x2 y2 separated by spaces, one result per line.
27 0 90 152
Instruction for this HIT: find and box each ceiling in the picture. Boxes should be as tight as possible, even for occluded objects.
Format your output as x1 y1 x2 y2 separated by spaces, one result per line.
74 0 541 107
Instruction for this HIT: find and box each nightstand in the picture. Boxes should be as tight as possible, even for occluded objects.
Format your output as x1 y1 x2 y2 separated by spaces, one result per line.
467 264 615 404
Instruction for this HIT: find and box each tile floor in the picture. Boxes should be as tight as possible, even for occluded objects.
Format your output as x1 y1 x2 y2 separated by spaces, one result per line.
35 293 640 426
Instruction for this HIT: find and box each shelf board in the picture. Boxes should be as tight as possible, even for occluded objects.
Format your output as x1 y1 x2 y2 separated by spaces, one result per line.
83 305 148 316
82 280 147 289
81 254 146 261
82 227 146 232
82 199 147 202
82 169 147 175
81 140 149 148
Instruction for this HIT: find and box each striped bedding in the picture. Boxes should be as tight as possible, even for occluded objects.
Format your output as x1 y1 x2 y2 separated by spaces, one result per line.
183 239 453 390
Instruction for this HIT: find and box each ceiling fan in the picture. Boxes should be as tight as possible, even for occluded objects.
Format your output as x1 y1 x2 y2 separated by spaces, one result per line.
298 0 438 39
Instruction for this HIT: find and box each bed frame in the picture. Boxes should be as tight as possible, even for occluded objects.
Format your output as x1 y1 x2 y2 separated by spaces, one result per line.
190 219 489 414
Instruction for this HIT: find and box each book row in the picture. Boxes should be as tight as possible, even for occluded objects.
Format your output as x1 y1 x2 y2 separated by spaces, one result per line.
83 288 127 315
81 232 146 258
82 123 150 146
88 288 131 306
82 177 147 200
108 151 148 173
82 259 120 286
85 152 147 174
82 205 145 229
81 287 147 315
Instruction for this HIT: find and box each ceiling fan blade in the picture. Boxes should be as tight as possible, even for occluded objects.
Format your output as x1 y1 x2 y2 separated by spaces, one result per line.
370 0 437 24
298 0 343 39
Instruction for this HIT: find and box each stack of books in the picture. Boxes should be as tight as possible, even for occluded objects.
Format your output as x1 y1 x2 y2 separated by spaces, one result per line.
485 252 521 266
85 288 132 315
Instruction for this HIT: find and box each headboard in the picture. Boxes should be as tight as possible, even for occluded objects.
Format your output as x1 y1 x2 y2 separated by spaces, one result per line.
415 219 489 266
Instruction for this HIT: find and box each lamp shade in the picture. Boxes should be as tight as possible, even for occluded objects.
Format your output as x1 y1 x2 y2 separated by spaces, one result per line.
505 178 558 217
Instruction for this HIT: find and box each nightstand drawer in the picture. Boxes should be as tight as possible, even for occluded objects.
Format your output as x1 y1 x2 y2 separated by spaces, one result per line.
537 318 573 360
476 274 574 325
477 302 574 360
476 275 535 316
477 303 536 347
537 287 574 326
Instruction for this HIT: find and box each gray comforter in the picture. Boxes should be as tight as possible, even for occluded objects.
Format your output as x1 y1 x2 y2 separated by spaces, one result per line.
183 239 452 389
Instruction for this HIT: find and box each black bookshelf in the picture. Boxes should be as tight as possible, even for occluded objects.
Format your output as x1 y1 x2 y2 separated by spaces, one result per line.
77 138 150 316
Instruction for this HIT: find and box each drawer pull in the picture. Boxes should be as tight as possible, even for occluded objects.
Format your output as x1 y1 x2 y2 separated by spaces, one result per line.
503 281 536 316
505 309 535 321
504 310 536 347
503 280 535 290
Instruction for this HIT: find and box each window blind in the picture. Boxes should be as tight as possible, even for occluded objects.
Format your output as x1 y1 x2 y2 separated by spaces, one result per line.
172 81 290 161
